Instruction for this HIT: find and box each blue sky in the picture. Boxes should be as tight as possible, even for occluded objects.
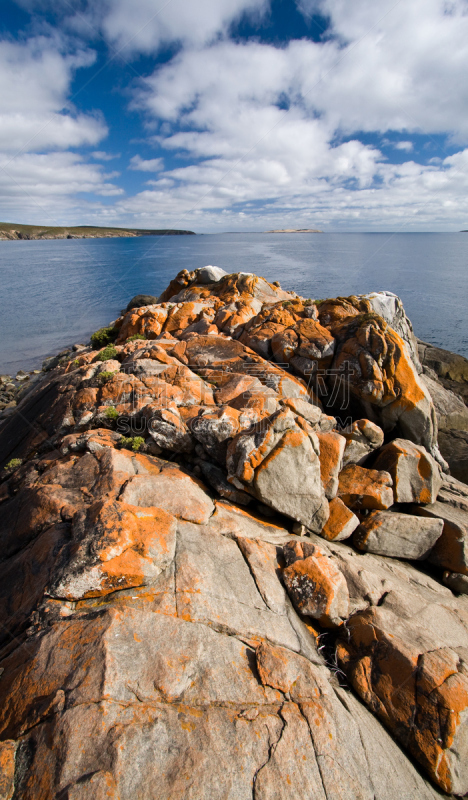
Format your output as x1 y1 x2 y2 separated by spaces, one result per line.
1 0 468 232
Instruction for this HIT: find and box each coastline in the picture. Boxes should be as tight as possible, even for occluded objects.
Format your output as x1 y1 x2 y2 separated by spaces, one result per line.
0 223 195 241
1 268 468 796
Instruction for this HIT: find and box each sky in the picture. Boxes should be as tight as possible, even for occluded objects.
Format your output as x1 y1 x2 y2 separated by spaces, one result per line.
1 0 468 232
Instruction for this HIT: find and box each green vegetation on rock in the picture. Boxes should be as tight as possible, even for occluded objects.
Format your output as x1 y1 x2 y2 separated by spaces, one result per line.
119 435 145 452
4 458 22 471
98 370 117 383
96 344 118 362
104 406 119 420
91 326 117 349
0 222 196 240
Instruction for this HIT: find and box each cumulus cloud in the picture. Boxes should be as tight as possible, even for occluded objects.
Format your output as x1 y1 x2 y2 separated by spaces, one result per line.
129 154 164 171
0 36 106 153
119 0 468 229
0 151 123 224
5 0 468 229
100 0 269 54
297 0 468 139
91 151 121 160
394 142 414 152
0 32 116 223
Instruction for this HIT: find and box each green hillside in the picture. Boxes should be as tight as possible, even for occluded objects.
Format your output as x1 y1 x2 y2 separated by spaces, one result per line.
0 223 195 240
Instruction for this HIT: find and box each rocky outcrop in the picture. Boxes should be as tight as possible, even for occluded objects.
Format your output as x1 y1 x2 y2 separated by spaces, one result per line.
419 341 468 483
1 266 468 798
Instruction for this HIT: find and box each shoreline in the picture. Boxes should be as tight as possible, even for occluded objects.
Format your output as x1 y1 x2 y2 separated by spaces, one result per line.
0 223 195 241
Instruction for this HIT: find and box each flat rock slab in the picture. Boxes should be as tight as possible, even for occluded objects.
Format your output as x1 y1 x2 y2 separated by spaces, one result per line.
353 510 444 560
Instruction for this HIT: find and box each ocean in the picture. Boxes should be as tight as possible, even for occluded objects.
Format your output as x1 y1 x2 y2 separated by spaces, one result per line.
1 231 467 376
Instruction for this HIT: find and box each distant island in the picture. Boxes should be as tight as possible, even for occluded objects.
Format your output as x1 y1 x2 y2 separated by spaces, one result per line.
265 228 323 233
0 223 195 241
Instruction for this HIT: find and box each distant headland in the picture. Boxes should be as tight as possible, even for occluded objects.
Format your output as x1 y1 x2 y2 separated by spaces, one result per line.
265 228 323 233
0 223 195 240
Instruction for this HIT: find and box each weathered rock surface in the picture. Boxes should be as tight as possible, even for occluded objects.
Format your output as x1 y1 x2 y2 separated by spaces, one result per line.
341 417 384 466
373 437 443 504
353 509 444 559
337 464 394 510
321 496 360 541
1 266 467 798
439 429 468 485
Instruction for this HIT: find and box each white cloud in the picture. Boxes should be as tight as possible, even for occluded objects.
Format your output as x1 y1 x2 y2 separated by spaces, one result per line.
297 0 468 139
119 0 468 230
100 0 269 54
91 151 121 160
5 0 468 229
394 142 414 152
0 36 106 153
129 154 164 171
0 32 115 222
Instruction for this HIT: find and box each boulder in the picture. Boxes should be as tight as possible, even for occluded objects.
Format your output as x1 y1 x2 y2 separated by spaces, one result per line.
329 310 440 461
422 373 468 432
373 438 443 504
282 540 349 627
226 408 329 531
320 496 360 541
410 500 468 575
116 305 168 343
120 464 214 524
337 464 394 510
316 430 346 499
341 418 384 466
364 290 421 370
438 429 468 485
195 265 227 284
50 499 177 600
443 571 468 594
353 510 444 560
125 294 159 312
337 603 468 795
418 340 468 383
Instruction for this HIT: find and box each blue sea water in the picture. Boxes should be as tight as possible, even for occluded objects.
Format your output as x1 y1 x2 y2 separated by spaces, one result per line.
0 232 467 376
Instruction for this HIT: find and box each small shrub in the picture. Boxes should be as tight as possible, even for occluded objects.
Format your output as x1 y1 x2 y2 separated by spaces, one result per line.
98 370 117 384
127 334 146 342
119 435 145 452
96 344 118 362
72 358 80 367
90 326 117 349
4 458 22 471
105 406 119 420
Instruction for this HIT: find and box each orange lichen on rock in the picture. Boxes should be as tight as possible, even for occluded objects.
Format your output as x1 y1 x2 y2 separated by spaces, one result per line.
0 740 16 800
320 496 359 541
282 540 349 627
337 464 394 510
373 438 442 504
116 304 168 342
337 607 468 795
51 499 177 599
316 430 346 499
